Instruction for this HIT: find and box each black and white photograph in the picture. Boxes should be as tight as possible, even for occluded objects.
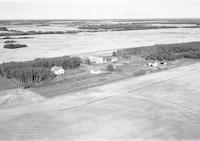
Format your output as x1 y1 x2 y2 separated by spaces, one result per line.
0 0 200 140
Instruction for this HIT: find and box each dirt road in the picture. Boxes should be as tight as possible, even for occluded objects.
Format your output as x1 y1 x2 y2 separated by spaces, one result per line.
1 63 200 141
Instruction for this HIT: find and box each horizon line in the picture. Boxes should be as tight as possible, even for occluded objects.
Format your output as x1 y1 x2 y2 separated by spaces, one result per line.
0 18 200 21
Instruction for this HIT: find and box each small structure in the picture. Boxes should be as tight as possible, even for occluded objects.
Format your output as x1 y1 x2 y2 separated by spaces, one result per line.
88 56 105 64
51 66 65 75
160 61 167 66
90 69 102 74
111 57 118 63
103 56 118 63
148 61 159 67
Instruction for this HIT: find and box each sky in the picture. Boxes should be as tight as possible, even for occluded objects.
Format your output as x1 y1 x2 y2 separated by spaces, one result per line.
0 0 199 19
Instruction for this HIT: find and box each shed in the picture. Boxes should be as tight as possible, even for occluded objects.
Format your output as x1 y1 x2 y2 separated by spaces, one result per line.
90 69 102 74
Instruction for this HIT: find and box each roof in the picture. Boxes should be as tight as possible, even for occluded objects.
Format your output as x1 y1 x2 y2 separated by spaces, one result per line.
51 66 64 72
88 56 103 59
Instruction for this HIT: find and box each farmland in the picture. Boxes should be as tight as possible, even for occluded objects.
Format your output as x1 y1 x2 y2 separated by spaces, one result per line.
1 63 200 140
1 19 200 140
1 19 200 63
1 41 200 94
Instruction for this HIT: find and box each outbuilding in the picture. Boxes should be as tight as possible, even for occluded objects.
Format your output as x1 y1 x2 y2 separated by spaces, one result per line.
51 66 65 75
90 69 102 74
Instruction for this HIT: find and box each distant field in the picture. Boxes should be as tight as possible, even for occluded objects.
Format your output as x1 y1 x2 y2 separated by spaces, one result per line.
1 19 200 63
2 19 200 140
1 28 200 63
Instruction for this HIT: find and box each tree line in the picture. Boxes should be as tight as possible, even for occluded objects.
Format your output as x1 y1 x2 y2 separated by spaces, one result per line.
117 42 200 61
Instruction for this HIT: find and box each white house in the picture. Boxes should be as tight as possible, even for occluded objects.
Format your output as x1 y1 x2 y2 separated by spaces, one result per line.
111 57 118 63
88 56 105 64
51 66 65 75
148 61 159 67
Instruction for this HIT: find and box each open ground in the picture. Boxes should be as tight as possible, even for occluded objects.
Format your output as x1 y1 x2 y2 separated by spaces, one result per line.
1 63 200 140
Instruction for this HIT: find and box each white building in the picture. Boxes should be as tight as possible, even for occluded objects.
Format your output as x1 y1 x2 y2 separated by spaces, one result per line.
148 61 159 67
111 57 118 63
88 56 105 64
90 69 102 74
51 66 65 75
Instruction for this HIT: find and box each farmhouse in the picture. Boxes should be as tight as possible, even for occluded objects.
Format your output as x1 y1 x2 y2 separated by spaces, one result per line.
88 56 105 64
88 55 119 64
148 61 159 67
51 66 65 75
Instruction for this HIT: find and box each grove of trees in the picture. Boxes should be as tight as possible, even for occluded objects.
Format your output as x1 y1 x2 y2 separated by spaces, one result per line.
117 42 200 61
4 44 27 49
0 56 82 87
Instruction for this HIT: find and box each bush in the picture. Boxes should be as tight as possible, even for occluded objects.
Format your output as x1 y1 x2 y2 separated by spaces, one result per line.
0 27 8 31
62 57 81 69
112 51 118 57
4 44 27 49
4 40 16 43
2 36 11 39
106 64 114 72
84 58 91 65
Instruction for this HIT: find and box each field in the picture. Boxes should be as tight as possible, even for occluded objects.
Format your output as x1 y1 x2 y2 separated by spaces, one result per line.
1 19 200 63
1 63 200 140
1 40 200 96
1 19 200 140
